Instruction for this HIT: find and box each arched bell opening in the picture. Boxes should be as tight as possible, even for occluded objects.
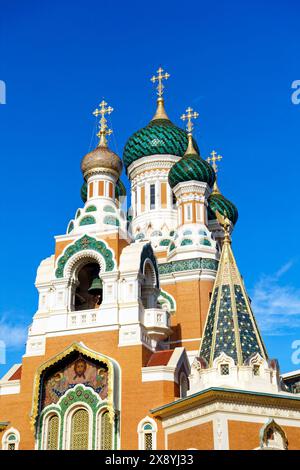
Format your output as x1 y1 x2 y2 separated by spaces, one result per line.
74 262 103 311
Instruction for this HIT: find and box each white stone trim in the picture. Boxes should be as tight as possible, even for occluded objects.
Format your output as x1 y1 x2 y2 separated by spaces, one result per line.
137 416 157 450
2 427 20 450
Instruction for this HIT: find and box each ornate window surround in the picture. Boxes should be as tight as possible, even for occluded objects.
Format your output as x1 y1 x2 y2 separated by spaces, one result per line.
55 235 115 278
1 427 20 450
137 416 157 450
33 342 121 450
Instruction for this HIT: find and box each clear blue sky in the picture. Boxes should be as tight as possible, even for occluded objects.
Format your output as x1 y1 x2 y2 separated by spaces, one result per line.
0 0 300 376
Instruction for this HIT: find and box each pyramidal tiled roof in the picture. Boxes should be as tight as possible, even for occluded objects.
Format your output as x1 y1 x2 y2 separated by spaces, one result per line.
199 235 268 366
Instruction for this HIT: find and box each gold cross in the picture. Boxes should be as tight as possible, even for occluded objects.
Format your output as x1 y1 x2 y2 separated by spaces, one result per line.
93 100 113 146
207 150 223 173
150 67 170 97
181 107 199 134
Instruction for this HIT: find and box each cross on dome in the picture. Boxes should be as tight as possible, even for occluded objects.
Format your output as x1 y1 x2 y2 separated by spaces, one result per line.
207 150 223 173
150 67 170 98
181 107 199 134
93 100 114 147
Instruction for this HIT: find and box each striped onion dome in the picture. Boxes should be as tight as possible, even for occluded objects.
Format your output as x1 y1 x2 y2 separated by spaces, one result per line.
123 98 199 171
168 135 215 189
208 193 238 225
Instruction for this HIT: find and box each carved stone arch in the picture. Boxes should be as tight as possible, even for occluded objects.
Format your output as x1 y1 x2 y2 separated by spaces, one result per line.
260 419 288 450
55 235 115 278
64 250 106 281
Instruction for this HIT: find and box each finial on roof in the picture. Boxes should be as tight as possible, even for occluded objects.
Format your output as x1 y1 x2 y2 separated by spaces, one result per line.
151 67 170 120
93 99 113 147
181 106 199 155
207 150 223 194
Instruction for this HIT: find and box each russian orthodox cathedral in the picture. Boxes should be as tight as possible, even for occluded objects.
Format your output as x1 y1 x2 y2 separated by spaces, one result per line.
1 68 300 451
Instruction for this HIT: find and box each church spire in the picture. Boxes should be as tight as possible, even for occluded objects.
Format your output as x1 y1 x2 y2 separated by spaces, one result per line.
150 66 170 120
199 211 268 367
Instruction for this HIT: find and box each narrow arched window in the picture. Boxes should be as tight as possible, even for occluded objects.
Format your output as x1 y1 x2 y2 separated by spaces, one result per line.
1 429 20 450
7 434 17 450
70 409 89 450
46 414 59 450
138 418 157 450
100 410 113 450
143 423 154 450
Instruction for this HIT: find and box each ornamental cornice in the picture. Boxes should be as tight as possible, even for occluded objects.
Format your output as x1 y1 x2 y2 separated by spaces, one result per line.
131 169 170 185
84 167 119 180
174 181 211 198
128 154 180 178
152 388 300 425
177 194 207 203
162 400 300 429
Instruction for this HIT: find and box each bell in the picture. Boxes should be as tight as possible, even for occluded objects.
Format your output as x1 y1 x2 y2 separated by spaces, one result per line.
88 277 103 295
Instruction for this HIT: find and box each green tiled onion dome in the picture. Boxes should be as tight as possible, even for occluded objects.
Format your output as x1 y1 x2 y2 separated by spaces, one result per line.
116 179 126 199
81 181 87 203
123 119 199 170
208 193 238 225
168 153 216 189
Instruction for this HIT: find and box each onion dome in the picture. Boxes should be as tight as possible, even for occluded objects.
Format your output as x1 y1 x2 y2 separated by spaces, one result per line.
123 112 199 170
81 146 122 178
123 67 199 171
81 100 122 179
168 106 215 189
81 181 87 203
208 192 238 225
115 179 126 199
205 150 238 225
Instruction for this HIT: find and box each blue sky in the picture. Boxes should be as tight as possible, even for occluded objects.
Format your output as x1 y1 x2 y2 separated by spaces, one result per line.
0 0 300 376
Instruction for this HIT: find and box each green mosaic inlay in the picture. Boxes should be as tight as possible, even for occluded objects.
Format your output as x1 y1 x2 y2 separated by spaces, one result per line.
199 238 211 246
67 221 74 234
200 288 219 364
79 216 96 226
159 239 171 246
158 289 176 312
103 215 120 227
158 257 219 275
181 238 193 246
55 234 115 278
104 205 116 213
169 242 175 252
86 205 97 213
